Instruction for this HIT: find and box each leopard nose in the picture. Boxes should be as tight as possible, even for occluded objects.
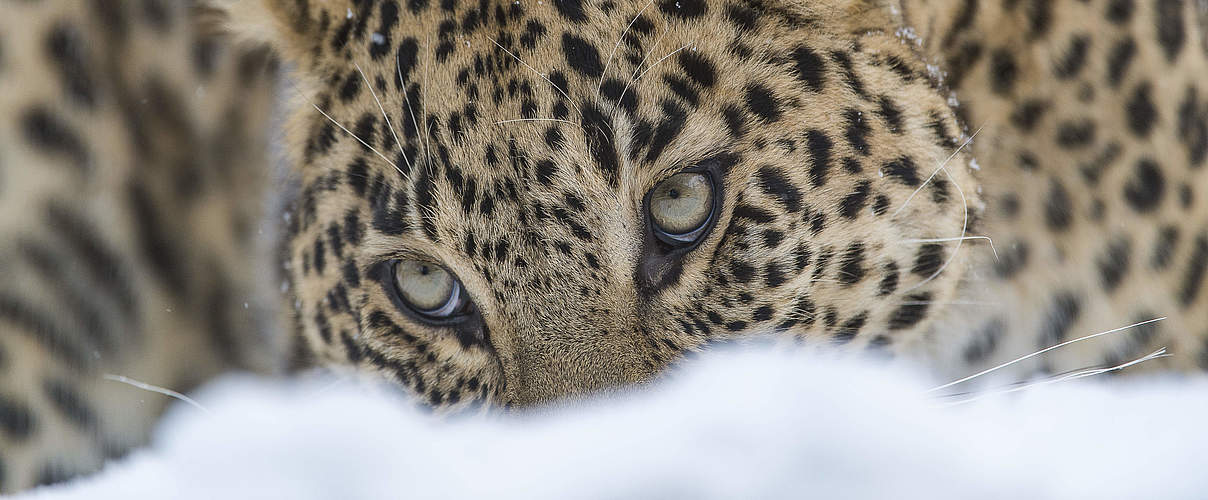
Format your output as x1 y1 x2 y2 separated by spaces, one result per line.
489 305 654 406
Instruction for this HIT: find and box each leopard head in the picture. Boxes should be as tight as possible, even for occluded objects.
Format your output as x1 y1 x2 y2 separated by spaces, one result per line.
218 0 978 408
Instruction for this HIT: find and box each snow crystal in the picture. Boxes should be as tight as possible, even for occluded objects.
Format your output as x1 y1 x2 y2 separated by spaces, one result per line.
895 26 922 46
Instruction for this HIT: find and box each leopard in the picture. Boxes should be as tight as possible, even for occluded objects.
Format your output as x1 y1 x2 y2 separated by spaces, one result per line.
2 0 1207 493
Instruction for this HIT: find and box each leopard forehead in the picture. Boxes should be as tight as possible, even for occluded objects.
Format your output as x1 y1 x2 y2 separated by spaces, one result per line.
259 0 977 408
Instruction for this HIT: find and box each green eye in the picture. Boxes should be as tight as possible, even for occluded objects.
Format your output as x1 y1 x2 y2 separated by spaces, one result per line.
647 172 716 244
392 260 466 318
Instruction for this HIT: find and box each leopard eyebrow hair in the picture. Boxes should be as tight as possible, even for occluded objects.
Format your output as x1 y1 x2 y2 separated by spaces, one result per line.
489 37 584 120
397 45 427 165
356 62 413 177
307 97 404 176
597 0 658 99
619 39 694 109
421 34 435 167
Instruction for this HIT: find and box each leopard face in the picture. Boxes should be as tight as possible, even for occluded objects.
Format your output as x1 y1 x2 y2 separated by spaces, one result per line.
222 0 979 408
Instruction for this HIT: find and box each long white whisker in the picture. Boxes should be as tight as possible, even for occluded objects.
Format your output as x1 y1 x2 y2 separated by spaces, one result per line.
104 374 210 414
617 25 669 106
619 41 692 107
634 43 693 83
311 102 403 175
940 348 1170 406
1057 348 1169 380
356 62 412 176
597 0 657 98
396 48 426 164
420 35 434 166
282 79 401 174
490 37 583 119
495 118 582 126
928 316 1167 393
904 235 999 261
901 166 968 292
891 125 983 218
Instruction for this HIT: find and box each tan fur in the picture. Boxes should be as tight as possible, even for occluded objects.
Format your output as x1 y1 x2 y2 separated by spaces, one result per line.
230 0 976 408
226 0 1205 403
0 1 279 492
900 0 1208 378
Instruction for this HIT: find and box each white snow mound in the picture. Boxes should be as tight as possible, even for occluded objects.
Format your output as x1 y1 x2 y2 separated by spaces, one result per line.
18 346 1208 499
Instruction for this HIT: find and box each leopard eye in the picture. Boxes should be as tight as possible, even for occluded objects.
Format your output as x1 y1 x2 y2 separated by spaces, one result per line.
647 171 716 245
392 260 468 319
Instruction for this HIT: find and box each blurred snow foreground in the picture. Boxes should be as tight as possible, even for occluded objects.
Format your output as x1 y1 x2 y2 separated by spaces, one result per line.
19 345 1208 500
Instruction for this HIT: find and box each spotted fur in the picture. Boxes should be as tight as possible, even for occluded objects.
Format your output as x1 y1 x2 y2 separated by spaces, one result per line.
0 0 280 492
218 0 980 410
2 0 1207 493
224 0 1206 405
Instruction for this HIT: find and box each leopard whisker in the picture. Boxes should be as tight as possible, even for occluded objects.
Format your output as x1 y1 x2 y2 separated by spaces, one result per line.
489 37 584 120
422 35 435 165
396 45 426 165
938 348 1171 406
417 120 439 226
904 235 999 261
283 79 401 174
356 62 413 177
900 166 968 293
619 41 692 108
597 0 657 99
103 374 210 414
928 316 1168 393
618 24 670 107
310 102 404 176
891 124 983 218
494 118 587 134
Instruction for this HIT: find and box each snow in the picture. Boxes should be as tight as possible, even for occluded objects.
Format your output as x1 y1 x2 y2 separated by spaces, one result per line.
18 346 1208 499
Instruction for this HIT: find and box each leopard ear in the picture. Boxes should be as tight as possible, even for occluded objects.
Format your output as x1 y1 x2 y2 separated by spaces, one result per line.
207 0 353 63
